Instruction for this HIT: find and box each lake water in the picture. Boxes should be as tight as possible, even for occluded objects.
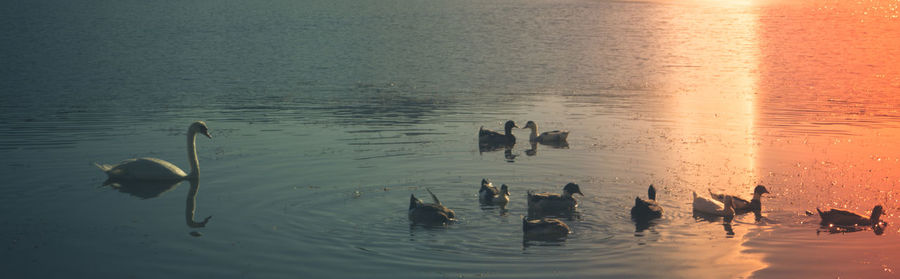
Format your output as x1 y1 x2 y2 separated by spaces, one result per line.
2 0 899 278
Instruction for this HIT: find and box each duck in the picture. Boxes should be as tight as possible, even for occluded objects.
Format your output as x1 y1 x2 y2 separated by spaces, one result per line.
478 178 510 206
522 121 569 144
523 216 570 240
692 191 735 221
708 185 769 214
409 189 457 226
95 121 211 182
631 184 663 220
817 205 884 227
527 182 583 218
479 120 517 146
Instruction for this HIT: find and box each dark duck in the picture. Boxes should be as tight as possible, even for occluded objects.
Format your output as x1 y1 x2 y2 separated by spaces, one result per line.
708 185 769 215
523 216 570 241
527 182 583 218
631 184 663 221
818 205 884 227
409 189 456 227
478 178 510 206
479 120 517 146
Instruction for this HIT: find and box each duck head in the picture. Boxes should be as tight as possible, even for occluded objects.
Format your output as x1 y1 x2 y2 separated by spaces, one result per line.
753 185 769 195
648 184 657 200
871 205 884 224
504 120 518 133
500 184 510 196
563 183 583 197
523 121 537 131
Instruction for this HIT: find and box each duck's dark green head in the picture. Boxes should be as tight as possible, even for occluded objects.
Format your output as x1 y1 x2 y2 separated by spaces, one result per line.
504 120 518 131
648 184 657 200
500 184 510 195
563 183 583 196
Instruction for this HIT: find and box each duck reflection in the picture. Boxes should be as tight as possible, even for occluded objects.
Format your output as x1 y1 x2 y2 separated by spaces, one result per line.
523 139 570 157
478 142 517 162
102 177 212 228
633 218 659 234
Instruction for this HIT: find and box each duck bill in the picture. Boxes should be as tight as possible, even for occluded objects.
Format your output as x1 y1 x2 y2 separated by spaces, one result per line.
203 131 212 139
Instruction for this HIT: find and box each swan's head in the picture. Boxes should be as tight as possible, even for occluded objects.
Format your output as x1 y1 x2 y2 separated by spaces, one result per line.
190 121 212 139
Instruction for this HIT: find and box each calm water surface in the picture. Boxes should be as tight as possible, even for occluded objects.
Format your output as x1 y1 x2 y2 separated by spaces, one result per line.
2 0 899 278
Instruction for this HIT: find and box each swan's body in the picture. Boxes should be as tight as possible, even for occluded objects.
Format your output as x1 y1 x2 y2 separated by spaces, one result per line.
96 121 211 181
818 205 884 227
409 189 456 226
692 191 735 220
523 217 570 240
632 184 663 220
479 179 510 206
527 183 583 218
709 185 769 214
479 120 517 146
522 121 569 144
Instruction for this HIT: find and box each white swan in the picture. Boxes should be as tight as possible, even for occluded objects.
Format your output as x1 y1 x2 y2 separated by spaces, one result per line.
95 121 211 181
692 191 735 219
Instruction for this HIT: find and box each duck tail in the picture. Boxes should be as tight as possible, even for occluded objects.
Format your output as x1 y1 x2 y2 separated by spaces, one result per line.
93 162 112 172
426 188 441 205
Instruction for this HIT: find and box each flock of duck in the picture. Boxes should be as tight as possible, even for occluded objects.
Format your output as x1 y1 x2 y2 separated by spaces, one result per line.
95 121 889 240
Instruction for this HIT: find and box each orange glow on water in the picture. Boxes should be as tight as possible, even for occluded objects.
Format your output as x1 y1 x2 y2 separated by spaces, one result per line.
755 0 900 210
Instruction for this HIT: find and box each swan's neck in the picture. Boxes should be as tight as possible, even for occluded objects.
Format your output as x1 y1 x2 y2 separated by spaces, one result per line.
528 126 538 140
187 130 199 177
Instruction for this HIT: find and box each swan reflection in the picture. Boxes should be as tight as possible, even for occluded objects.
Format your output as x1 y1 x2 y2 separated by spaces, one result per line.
102 177 211 228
